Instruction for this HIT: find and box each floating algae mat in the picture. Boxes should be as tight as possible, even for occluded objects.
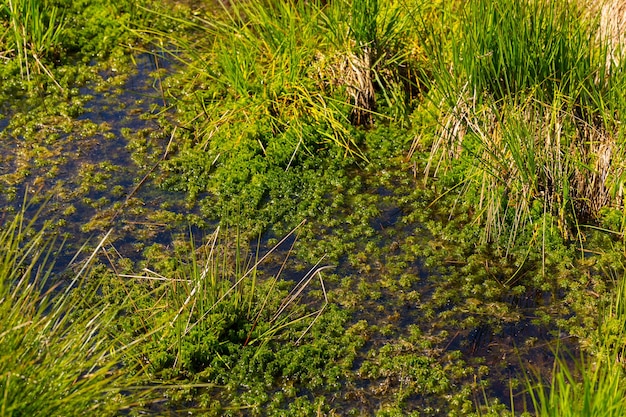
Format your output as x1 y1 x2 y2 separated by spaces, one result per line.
0 51 189 259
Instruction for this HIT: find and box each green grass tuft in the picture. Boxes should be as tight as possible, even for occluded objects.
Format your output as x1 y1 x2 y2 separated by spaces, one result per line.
419 0 626 247
0 205 149 416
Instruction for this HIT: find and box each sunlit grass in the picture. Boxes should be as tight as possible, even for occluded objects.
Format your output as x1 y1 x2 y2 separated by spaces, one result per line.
527 267 626 417
0 202 331 414
417 0 626 248
135 0 420 160
117 222 330 382
1 0 65 87
7 0 626 415
0 206 149 416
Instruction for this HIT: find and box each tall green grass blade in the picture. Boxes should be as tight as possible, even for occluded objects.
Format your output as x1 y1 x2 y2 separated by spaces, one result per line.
419 0 626 247
0 205 152 416
3 0 65 87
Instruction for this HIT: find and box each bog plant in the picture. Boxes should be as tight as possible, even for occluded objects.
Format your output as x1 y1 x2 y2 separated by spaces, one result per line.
0 205 335 415
120 224 330 381
141 0 418 158
1 0 65 85
129 0 423 237
419 0 626 247
104 223 362 414
0 207 148 416
527 268 626 417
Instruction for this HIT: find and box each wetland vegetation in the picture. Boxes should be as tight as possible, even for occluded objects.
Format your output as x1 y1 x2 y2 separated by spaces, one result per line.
3 0 626 415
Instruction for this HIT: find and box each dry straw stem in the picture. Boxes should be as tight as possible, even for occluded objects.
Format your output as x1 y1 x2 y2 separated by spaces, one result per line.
425 89 626 244
571 123 623 219
346 49 376 126
585 0 626 67
420 0 626 244
314 49 376 127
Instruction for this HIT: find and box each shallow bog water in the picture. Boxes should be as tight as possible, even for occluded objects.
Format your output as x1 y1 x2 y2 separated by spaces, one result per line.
0 51 581 415
0 52 194 262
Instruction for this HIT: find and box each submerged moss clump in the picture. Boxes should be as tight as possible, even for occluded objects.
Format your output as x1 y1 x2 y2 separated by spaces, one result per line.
96 234 366 415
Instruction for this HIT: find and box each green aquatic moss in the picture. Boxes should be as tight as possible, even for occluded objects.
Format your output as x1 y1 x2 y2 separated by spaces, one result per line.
101 234 366 415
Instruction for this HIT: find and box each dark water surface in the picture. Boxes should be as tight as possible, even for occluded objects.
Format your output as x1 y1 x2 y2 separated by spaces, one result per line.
0 52 188 261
